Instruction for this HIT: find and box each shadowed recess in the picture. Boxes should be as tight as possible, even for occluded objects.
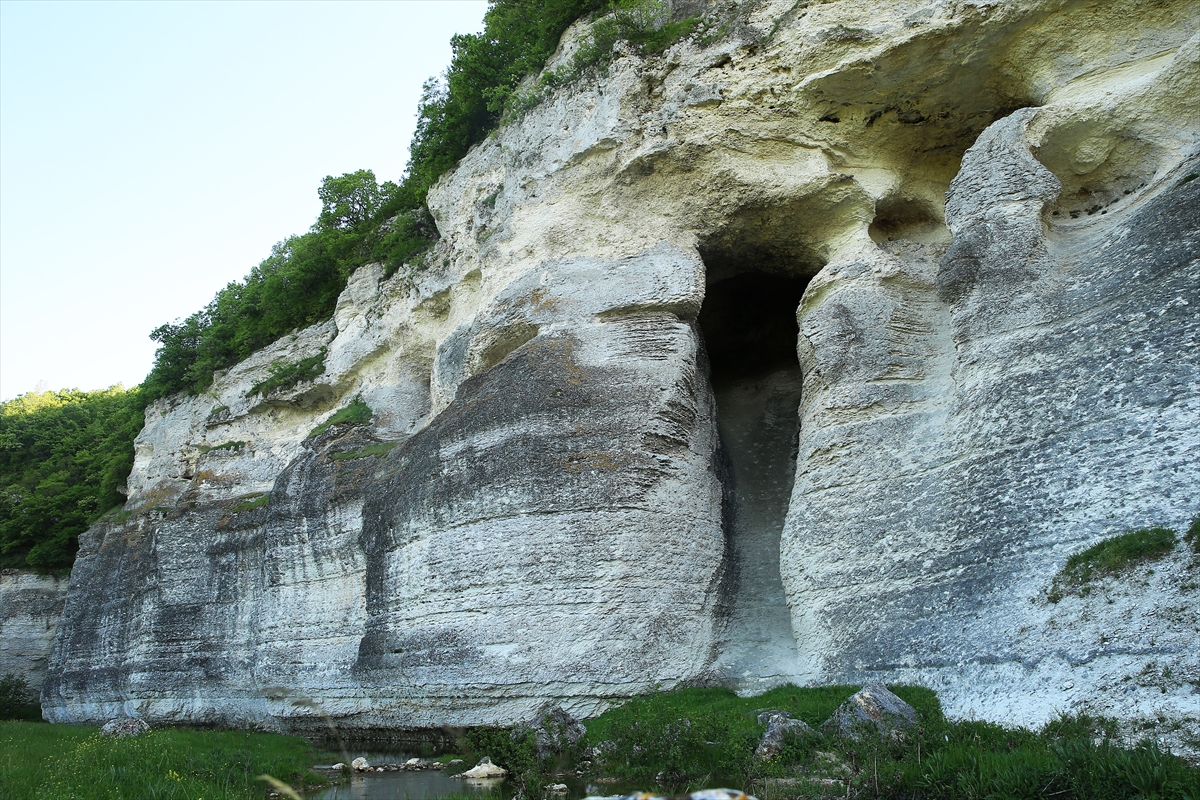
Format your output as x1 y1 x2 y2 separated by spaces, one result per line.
699 269 809 690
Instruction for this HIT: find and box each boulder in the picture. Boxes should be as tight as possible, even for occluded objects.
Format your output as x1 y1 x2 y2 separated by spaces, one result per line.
458 756 507 779
522 705 588 759
754 710 814 760
582 791 757 800
820 684 918 739
98 717 149 738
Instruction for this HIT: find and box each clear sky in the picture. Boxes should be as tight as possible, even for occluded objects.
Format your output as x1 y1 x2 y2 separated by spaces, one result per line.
0 0 489 401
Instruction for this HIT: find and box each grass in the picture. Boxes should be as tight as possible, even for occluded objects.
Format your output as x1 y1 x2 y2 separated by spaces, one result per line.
564 686 1200 799
4 686 1197 800
0 720 329 799
98 505 133 524
307 398 372 439
248 349 327 398
328 442 398 461
231 493 269 513
1048 526 1178 602
580 684 932 792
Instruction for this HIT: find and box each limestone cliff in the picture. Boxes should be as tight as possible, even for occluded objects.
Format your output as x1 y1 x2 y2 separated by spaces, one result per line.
0 571 68 697
41 0 1198 748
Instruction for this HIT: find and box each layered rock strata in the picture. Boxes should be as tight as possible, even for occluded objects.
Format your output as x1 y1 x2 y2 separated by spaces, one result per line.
0 570 68 697
41 0 1199 748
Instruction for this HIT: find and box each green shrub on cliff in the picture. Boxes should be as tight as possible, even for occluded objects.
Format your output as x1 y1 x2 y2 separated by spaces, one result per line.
1185 514 1200 555
307 398 373 439
0 387 144 570
1048 526 1179 602
247 350 327 398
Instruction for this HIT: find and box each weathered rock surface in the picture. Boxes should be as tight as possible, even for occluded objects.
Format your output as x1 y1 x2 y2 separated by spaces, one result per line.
0 570 68 697
522 705 589 759
458 757 508 779
99 717 150 738
38 0 1199 753
755 710 814 760
819 684 918 739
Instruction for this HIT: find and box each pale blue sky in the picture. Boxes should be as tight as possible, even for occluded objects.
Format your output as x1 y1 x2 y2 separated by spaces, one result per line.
0 0 488 400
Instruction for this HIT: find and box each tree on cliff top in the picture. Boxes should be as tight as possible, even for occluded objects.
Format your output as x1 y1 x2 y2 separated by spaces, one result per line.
142 0 611 402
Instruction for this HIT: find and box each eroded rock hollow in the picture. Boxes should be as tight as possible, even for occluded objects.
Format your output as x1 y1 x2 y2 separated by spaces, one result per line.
27 0 1199 749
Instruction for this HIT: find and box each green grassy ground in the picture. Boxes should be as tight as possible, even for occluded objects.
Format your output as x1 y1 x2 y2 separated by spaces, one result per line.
578 685 1200 799
0 721 328 800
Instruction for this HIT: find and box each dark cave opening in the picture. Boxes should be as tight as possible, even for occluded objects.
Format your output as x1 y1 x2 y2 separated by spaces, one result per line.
698 270 810 686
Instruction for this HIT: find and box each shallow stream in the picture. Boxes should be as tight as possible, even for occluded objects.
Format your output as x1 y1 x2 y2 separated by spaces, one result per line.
304 746 598 800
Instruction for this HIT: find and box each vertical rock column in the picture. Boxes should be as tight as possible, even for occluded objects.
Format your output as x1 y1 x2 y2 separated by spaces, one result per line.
780 107 1200 722
352 244 730 723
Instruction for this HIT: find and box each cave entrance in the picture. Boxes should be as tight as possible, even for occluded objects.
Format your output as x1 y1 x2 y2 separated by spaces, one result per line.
698 269 810 689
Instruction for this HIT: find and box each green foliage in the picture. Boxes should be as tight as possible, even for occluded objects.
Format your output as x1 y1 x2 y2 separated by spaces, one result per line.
0 674 38 721
0 720 328 799
142 1 707 403
586 685 851 789
462 725 540 791
0 386 145 570
328 442 398 461
403 0 608 206
1184 514 1200 555
144 170 403 402
231 493 269 513
307 398 373 439
505 1 698 116
572 686 1199 799
917 730 1199 799
1049 526 1178 601
247 350 327 398
377 206 440 279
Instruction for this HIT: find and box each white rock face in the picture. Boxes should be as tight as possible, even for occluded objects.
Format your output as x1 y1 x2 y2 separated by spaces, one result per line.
39 0 1199 751
782 103 1200 748
0 571 68 698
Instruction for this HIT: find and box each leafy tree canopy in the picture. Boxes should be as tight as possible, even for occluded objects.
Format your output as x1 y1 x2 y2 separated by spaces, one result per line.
0 387 144 570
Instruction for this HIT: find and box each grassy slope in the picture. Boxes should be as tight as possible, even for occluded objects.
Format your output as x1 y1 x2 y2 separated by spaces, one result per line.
0 721 329 800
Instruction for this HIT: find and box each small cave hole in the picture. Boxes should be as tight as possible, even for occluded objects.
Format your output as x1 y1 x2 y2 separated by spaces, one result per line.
1035 134 1162 222
697 270 810 686
868 196 949 245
